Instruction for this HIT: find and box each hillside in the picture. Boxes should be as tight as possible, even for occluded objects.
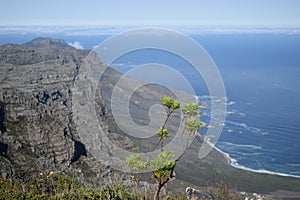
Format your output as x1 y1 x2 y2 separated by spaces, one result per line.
1 38 300 199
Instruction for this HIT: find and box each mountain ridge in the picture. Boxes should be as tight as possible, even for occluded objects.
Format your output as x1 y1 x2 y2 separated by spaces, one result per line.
23 37 71 48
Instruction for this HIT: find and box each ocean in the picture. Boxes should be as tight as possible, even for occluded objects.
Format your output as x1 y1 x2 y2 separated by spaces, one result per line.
197 34 300 177
1 28 300 177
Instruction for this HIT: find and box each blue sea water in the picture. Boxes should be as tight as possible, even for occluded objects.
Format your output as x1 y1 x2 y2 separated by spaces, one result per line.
1 29 300 177
198 35 300 177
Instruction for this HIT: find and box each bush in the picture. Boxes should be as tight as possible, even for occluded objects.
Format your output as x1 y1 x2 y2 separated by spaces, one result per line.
0 172 137 200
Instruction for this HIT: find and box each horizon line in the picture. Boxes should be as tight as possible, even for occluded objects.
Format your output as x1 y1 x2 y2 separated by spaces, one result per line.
1 25 300 35
1 24 300 28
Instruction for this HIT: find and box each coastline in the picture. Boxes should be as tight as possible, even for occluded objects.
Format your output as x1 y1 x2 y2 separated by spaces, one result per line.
177 137 300 196
212 142 300 179
197 92 300 180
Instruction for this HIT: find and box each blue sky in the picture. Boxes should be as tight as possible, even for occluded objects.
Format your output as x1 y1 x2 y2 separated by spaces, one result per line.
1 0 300 27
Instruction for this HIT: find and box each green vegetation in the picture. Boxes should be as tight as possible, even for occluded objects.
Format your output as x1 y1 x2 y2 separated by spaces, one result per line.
0 172 250 200
126 95 203 200
126 154 147 199
0 172 136 200
207 179 244 200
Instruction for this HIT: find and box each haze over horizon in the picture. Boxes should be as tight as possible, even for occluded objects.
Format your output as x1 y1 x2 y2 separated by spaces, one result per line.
1 0 300 28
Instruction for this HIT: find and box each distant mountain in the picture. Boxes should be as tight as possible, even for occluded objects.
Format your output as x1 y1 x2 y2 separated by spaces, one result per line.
23 37 70 48
0 38 78 66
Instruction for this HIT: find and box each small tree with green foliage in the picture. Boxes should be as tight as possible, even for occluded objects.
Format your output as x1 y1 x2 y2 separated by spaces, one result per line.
126 95 203 200
126 154 147 199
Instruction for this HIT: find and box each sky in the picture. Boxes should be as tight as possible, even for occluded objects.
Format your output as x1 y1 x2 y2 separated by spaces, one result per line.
0 0 300 27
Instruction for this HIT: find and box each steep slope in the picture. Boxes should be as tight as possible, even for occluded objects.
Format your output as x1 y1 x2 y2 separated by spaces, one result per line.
0 38 127 187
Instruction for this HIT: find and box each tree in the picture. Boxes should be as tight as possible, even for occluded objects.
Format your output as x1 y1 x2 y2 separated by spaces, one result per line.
126 95 203 200
125 154 147 199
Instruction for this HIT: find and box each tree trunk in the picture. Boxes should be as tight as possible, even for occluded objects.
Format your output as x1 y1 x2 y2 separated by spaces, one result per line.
154 181 162 200
137 180 141 200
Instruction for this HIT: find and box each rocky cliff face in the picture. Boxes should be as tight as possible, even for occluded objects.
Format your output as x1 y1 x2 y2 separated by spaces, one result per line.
0 38 126 186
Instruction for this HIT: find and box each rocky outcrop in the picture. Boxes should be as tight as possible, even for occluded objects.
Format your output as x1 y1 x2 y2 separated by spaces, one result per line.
0 38 128 187
186 187 219 200
0 38 74 66
23 37 70 48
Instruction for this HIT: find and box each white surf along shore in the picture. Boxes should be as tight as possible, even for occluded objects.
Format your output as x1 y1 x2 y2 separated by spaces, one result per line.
209 141 300 179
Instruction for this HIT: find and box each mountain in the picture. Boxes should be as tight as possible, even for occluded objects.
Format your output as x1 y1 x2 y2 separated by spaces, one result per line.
0 38 124 187
0 37 178 190
1 38 300 199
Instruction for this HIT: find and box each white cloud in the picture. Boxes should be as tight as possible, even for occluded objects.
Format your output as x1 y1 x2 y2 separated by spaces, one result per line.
67 41 84 49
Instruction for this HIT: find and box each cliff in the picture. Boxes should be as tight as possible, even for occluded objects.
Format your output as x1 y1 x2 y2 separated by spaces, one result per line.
0 38 129 187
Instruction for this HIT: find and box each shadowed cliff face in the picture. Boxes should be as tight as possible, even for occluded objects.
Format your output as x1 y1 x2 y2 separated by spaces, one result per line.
0 38 123 186
0 37 187 193
0 38 86 175
0 102 6 133
0 38 159 191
